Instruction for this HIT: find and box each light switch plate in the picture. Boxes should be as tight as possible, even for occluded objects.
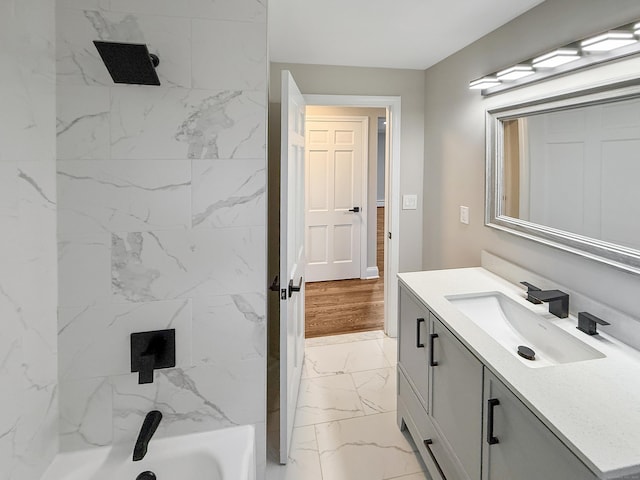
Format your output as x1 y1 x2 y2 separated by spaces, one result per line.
402 194 417 210
460 206 469 224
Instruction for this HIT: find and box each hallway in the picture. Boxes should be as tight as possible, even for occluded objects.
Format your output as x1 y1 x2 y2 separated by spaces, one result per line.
305 207 385 337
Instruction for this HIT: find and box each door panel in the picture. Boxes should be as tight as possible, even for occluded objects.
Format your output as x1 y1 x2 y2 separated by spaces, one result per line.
483 371 597 480
305 118 366 282
430 316 483 480
398 286 430 408
279 70 306 464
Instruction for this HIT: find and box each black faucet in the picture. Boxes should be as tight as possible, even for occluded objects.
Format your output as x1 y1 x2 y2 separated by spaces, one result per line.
133 410 162 461
528 289 569 318
577 312 610 335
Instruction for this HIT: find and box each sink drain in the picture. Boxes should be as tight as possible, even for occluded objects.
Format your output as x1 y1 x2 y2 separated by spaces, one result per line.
517 345 536 361
136 472 156 480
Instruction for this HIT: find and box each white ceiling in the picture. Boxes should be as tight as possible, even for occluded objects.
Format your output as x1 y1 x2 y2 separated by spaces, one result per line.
268 0 546 70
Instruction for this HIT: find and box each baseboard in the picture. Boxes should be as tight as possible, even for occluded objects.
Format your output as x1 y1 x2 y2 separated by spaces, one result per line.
377 200 385 207
363 266 380 279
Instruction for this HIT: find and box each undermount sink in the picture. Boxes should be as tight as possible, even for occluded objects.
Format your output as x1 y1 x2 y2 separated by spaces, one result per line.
446 292 605 367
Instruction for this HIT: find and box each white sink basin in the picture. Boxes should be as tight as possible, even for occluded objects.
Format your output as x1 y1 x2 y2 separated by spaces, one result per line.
446 292 605 367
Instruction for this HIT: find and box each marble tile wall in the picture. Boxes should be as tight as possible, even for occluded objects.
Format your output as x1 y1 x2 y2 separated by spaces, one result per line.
0 1 59 480
55 0 268 477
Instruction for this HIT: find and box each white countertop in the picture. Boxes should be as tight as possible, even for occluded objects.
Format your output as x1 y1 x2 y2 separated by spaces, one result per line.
399 267 640 480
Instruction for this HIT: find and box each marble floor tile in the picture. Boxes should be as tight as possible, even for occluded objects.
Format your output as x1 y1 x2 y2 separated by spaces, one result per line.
352 366 397 415
294 374 365 427
386 472 430 480
315 412 423 480
305 329 385 348
265 426 322 480
378 335 398 366
303 339 390 378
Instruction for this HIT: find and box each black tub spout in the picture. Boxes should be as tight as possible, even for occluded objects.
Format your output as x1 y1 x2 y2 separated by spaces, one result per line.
133 410 162 461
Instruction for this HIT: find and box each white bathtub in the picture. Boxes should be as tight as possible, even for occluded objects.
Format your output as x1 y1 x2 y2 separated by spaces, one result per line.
42 425 255 480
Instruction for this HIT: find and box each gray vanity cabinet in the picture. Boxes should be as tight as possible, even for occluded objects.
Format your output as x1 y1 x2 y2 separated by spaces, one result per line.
430 316 483 480
398 286 430 407
482 371 598 480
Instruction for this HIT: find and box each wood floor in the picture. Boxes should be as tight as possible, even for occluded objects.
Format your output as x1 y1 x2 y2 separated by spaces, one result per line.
305 207 385 338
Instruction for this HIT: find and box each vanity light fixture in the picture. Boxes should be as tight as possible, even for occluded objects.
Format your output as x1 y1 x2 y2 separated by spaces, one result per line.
469 76 501 90
581 31 637 52
471 18 640 95
496 65 535 81
532 48 580 68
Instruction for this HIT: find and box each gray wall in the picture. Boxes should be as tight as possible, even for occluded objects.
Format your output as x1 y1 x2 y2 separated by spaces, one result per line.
270 63 425 273
55 0 268 476
423 0 640 320
378 124 386 205
0 1 58 479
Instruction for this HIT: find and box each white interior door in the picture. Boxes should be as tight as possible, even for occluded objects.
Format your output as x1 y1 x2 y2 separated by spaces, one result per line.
305 117 367 282
526 96 640 250
279 71 306 464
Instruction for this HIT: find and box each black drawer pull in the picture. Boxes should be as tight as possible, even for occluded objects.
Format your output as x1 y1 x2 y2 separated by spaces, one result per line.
429 333 439 366
416 318 425 348
487 398 500 445
424 439 448 480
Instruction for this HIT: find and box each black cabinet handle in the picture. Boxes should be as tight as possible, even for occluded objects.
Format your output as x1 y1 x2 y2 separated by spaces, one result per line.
348 207 360 212
423 439 448 480
429 333 439 367
487 398 500 445
416 318 425 348
288 277 303 298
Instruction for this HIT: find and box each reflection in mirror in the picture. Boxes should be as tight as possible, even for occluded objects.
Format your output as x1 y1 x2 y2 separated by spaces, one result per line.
486 82 640 274
500 96 640 251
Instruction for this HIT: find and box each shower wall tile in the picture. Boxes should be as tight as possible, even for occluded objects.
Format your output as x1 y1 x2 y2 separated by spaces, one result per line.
57 160 191 236
58 299 192 381
111 360 265 443
1 5 57 479
192 20 267 92
57 0 110 11
58 233 111 308
109 0 266 23
111 88 266 160
56 86 110 160
56 8 191 87
55 0 268 475
192 293 266 366
59 377 113 451
192 159 266 228
0 0 55 164
111 227 265 302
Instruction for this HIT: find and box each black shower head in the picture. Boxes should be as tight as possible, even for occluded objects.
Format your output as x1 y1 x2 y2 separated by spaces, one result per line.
93 41 161 86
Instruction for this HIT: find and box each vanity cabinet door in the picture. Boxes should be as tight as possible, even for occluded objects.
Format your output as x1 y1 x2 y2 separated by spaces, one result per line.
430 316 483 480
483 371 597 480
398 285 430 408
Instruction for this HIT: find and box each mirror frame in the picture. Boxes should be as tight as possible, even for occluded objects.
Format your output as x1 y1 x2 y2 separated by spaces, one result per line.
485 80 640 275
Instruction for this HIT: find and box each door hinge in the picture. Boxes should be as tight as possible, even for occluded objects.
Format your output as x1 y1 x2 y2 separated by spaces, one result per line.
388 231 392 239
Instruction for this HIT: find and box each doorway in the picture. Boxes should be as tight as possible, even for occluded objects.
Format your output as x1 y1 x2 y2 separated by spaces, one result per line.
304 94 401 339
303 106 387 338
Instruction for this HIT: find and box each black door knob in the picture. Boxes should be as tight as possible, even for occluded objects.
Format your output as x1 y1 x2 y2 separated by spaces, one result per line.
348 207 360 212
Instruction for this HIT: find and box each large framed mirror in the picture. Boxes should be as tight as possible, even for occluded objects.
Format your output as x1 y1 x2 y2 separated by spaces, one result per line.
486 80 640 274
